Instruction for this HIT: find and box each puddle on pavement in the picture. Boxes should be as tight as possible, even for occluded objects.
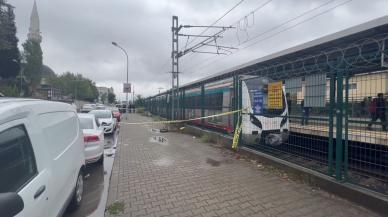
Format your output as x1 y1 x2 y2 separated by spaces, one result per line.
150 128 160 133
149 136 169 145
206 158 221 167
150 128 168 133
153 157 174 167
204 157 233 167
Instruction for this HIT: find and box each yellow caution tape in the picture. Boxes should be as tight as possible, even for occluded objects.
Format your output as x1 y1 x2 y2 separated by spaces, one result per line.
119 109 245 125
232 116 243 150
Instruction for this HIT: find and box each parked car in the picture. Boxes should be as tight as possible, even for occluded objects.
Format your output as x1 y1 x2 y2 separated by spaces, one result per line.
0 98 85 217
89 110 116 134
111 108 121 122
78 113 105 164
96 104 105 110
80 104 95 113
115 103 126 113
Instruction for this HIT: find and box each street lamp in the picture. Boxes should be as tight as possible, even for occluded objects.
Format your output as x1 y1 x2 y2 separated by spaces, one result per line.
111 41 129 105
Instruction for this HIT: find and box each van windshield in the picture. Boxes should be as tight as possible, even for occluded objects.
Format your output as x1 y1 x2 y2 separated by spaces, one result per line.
245 78 286 116
79 117 94 129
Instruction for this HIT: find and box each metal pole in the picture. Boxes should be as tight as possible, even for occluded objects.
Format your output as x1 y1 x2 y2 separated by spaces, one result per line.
171 16 179 120
328 74 335 176
344 75 349 180
336 69 344 180
126 51 129 105
112 42 129 111
20 68 23 97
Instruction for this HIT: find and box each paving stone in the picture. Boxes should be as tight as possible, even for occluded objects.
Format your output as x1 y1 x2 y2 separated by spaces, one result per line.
105 114 380 217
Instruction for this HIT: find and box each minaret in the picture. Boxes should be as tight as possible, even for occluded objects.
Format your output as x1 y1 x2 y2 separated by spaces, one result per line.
27 0 42 43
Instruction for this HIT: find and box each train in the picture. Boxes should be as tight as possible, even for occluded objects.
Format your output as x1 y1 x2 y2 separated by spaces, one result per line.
183 76 289 146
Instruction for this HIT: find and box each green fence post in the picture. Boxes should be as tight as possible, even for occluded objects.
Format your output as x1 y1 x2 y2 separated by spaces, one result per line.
233 75 238 130
201 84 205 125
328 74 335 176
166 94 170 119
336 69 344 180
344 75 349 180
182 89 186 120
238 78 243 145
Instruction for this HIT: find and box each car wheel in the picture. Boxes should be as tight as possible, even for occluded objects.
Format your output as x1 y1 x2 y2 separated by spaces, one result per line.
67 170 84 211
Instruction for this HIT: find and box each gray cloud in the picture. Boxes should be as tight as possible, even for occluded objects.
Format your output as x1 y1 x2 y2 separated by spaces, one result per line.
11 0 388 100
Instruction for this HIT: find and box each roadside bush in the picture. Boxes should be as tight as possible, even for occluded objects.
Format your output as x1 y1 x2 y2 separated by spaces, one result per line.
136 107 145 114
0 83 19 97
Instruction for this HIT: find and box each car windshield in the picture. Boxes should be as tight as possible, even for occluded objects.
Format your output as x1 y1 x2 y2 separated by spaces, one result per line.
79 117 94 129
89 110 111 119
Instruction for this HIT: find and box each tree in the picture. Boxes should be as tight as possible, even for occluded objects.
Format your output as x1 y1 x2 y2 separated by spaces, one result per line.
100 92 107 104
108 91 116 104
22 39 43 93
0 1 20 79
135 94 145 107
47 72 99 102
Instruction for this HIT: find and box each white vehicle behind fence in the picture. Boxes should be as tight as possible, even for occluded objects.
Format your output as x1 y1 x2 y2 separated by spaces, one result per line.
241 76 289 146
78 113 105 164
0 98 85 217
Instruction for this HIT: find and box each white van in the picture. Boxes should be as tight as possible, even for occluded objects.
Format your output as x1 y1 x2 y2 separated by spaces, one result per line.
0 98 85 217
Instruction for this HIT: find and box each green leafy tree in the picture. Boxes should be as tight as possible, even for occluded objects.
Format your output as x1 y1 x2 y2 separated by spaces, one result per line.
100 92 107 104
108 91 116 104
135 94 145 107
0 80 18 96
47 72 99 102
22 39 43 93
0 1 20 79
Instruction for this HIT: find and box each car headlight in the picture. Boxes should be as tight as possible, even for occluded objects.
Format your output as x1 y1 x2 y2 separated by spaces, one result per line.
250 115 262 129
280 116 288 128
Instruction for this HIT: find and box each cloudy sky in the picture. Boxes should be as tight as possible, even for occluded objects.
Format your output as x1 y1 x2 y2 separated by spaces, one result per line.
10 0 388 100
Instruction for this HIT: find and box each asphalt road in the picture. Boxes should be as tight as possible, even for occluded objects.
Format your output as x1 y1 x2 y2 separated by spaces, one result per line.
63 130 118 217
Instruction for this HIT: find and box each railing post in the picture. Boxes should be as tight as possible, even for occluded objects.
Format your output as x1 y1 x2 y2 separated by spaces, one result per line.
335 69 344 180
182 89 186 120
344 75 350 180
328 74 335 176
201 84 205 125
233 75 238 130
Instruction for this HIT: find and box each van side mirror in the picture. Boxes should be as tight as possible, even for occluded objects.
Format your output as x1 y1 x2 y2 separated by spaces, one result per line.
0 192 24 217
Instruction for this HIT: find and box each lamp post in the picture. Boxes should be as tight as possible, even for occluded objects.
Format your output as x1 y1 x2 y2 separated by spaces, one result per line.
111 42 129 106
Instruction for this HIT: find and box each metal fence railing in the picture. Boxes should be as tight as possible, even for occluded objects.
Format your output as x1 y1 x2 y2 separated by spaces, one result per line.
144 27 388 195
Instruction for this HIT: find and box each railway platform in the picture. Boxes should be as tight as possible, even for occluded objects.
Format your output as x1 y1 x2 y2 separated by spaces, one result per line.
105 114 380 217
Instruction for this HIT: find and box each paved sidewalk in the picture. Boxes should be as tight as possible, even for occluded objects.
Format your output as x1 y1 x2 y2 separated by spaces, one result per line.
106 114 380 217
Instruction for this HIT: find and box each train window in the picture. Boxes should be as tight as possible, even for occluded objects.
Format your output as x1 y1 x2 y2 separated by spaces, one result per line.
245 78 286 116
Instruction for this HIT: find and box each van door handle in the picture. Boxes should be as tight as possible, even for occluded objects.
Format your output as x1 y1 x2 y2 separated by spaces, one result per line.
34 185 46 199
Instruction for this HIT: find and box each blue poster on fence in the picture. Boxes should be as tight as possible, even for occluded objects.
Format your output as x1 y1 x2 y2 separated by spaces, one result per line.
252 91 264 114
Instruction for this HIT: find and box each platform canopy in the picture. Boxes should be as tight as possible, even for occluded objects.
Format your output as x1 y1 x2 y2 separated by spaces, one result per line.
177 15 388 91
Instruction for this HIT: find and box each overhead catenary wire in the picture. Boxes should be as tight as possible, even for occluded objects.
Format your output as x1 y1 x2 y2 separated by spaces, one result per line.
187 0 341 74
185 0 245 48
187 0 353 75
236 0 336 46
181 0 273 72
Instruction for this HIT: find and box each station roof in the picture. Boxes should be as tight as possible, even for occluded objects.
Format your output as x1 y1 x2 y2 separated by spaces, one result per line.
176 15 388 91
